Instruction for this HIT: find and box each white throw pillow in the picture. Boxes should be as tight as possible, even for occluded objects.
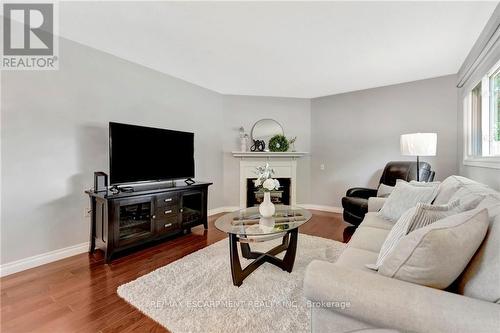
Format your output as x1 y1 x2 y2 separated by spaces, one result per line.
372 200 460 269
369 197 483 271
377 184 394 198
378 209 489 289
378 180 439 222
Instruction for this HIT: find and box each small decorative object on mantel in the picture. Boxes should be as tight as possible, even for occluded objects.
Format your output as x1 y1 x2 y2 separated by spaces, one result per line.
250 139 266 152
268 134 289 152
239 127 249 152
288 136 297 152
254 163 280 219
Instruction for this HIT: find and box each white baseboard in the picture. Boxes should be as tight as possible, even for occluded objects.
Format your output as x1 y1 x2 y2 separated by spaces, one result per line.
297 204 343 213
1 204 341 277
0 242 89 277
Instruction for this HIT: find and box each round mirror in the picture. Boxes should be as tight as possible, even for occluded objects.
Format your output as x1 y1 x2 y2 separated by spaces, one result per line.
251 119 284 144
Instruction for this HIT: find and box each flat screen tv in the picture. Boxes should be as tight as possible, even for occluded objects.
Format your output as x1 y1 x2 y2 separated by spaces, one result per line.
109 122 194 185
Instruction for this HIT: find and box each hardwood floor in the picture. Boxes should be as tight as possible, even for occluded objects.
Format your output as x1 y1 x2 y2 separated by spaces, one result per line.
0 210 350 333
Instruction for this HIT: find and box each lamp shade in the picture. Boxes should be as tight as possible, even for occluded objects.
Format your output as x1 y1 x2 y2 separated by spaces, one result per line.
400 133 437 156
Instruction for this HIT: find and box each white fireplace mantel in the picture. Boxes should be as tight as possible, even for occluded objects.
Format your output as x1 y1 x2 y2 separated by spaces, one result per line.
232 151 308 208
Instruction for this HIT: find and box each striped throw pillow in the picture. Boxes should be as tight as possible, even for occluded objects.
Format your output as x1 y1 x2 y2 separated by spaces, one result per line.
406 200 460 232
407 195 485 233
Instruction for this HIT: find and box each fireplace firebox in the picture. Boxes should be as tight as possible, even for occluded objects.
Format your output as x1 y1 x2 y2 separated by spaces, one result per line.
246 178 291 207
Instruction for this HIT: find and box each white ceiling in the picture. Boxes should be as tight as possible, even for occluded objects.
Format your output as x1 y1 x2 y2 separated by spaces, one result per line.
59 1 497 98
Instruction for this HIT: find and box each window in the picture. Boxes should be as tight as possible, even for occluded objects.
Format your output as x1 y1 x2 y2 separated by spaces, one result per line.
490 67 500 155
463 60 500 168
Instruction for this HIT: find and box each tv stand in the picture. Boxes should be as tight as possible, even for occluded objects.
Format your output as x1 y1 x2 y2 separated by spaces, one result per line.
86 181 212 263
184 178 195 185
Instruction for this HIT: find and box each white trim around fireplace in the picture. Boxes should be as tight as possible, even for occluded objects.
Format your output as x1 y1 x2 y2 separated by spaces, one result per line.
239 159 297 208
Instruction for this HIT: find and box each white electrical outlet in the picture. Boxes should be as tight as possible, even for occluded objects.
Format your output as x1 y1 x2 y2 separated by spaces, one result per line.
320 164 325 170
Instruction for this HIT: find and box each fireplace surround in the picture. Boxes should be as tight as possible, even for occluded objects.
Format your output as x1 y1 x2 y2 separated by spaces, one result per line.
232 151 307 209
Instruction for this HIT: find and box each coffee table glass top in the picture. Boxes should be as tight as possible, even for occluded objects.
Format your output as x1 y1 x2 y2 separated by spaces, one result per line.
215 205 312 236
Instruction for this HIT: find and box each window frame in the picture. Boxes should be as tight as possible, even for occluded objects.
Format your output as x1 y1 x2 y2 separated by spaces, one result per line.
463 59 500 169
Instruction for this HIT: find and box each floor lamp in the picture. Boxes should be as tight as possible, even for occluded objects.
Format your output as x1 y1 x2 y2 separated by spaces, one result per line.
400 133 437 181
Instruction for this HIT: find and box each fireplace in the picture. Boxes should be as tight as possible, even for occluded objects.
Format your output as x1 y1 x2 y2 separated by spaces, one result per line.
232 152 307 208
246 178 291 207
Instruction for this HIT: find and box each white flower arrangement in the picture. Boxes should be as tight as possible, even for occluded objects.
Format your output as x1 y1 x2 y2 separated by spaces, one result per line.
254 163 280 192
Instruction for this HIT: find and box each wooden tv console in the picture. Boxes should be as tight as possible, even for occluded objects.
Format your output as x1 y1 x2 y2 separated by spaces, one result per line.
86 181 212 263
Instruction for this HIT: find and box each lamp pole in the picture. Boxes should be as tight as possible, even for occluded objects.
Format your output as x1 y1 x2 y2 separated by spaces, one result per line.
416 155 420 182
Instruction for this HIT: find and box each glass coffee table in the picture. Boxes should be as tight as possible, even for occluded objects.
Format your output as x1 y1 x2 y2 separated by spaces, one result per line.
215 205 312 286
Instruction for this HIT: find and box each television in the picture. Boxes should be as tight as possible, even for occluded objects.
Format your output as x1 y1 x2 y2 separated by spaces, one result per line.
109 122 194 185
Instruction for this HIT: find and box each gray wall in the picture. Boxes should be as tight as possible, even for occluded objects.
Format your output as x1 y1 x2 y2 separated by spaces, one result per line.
221 95 311 206
310 75 459 207
1 38 225 264
457 5 500 190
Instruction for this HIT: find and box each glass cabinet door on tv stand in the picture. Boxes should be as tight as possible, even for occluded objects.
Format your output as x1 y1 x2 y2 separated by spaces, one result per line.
180 190 206 228
115 197 155 247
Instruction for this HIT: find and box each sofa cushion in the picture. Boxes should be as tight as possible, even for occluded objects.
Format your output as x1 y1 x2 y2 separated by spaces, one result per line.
450 187 488 206
368 197 387 212
360 212 394 230
435 175 492 203
379 209 489 289
456 194 500 302
335 247 378 273
434 176 462 204
348 226 391 253
378 180 439 222
476 193 500 216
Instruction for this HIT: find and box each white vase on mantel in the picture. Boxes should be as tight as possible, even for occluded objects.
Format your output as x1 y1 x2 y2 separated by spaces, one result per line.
259 192 275 218
240 136 248 152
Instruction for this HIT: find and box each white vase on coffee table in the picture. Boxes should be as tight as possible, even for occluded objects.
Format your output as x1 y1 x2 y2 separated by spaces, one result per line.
259 192 275 218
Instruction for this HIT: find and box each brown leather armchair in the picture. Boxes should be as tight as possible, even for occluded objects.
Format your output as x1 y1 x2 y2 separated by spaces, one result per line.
342 161 435 226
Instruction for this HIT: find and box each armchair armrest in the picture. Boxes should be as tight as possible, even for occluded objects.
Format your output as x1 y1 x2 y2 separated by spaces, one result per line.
368 197 386 212
346 187 377 199
304 261 500 333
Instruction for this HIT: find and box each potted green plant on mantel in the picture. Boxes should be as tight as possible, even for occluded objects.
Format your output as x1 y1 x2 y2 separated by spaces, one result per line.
268 134 289 152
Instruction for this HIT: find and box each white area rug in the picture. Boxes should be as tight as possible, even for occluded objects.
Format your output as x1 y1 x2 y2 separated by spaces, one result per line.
117 234 345 333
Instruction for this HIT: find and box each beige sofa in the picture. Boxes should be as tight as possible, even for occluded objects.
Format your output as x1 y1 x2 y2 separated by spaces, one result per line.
304 176 500 333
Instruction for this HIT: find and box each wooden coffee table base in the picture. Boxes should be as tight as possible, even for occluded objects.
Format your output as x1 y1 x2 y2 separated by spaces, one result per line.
228 228 298 287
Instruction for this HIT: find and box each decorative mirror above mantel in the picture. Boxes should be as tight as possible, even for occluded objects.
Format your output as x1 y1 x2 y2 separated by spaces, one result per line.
251 119 284 144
